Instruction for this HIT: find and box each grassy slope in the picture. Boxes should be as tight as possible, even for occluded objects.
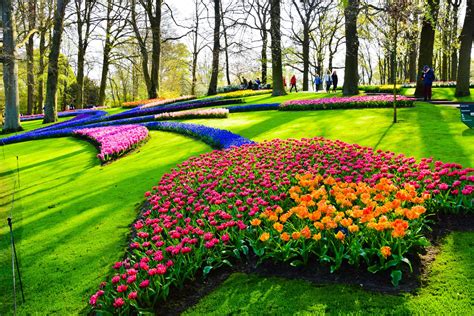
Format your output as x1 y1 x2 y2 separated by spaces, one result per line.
0 131 210 314
184 232 474 315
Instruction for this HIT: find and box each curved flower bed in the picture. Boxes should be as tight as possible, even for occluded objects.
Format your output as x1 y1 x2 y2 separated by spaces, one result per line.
73 125 149 163
89 137 473 313
154 108 228 120
143 121 254 149
138 96 196 109
217 89 272 99
280 95 415 111
122 98 165 108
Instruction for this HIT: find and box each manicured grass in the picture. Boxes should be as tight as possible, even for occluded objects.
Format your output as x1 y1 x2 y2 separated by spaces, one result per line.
401 87 474 102
185 102 474 167
184 233 474 315
242 91 343 104
0 130 210 314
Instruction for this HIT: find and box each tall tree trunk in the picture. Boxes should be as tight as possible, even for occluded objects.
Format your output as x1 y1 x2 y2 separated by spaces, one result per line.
220 4 231 86
450 0 461 81
149 14 161 99
37 28 47 114
207 0 221 96
343 0 359 95
191 0 200 96
1 0 22 132
408 37 417 82
414 0 440 97
270 0 286 96
98 43 111 106
76 46 85 108
98 0 113 106
26 0 36 115
441 3 451 81
302 25 309 91
261 29 268 84
43 0 69 124
455 0 473 97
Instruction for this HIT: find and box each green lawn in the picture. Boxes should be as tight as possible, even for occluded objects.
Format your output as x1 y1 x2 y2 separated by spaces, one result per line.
0 97 473 314
0 131 210 314
401 87 474 102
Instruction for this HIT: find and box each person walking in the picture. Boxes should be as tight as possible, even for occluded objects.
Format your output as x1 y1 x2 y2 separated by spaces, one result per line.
314 74 322 92
290 75 298 92
331 70 338 92
323 70 332 93
421 65 435 101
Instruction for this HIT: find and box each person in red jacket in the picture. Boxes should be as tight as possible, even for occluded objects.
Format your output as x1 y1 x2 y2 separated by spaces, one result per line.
290 75 298 92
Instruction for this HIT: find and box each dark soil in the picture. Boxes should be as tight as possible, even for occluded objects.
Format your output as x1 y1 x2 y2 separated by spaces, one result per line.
156 213 474 316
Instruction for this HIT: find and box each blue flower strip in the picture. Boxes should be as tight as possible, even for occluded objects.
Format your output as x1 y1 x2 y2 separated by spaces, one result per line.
142 122 255 149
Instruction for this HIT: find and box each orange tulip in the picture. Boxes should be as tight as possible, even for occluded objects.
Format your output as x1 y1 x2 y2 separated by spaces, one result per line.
380 246 391 258
259 232 270 242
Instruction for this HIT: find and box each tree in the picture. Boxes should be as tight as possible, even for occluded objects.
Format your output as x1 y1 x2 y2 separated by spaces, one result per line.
17 0 37 115
270 0 286 96
1 0 22 132
73 0 98 109
342 0 360 96
448 0 461 81
36 0 54 114
288 0 327 91
244 0 270 84
414 0 440 98
207 0 220 96
98 0 129 106
189 0 207 96
43 0 69 124
455 0 473 97
130 0 162 99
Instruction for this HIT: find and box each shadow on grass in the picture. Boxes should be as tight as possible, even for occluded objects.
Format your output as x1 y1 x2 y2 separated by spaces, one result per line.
413 105 470 162
462 128 474 136
238 112 302 140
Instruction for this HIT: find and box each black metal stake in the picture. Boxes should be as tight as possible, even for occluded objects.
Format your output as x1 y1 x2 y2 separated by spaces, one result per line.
8 217 25 305
16 156 20 188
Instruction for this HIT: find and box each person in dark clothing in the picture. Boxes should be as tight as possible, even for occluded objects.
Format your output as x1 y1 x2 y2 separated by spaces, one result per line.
331 71 338 92
248 80 253 89
241 77 248 89
314 74 322 92
422 65 435 101
255 78 261 89
290 75 298 92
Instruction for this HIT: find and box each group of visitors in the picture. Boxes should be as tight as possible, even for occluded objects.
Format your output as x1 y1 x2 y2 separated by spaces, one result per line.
241 77 264 90
314 70 338 93
284 70 339 93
